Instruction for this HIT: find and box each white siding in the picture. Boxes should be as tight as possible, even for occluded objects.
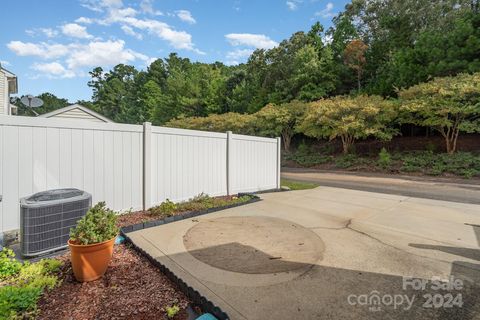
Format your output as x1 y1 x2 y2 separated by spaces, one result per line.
0 71 5 115
47 107 106 123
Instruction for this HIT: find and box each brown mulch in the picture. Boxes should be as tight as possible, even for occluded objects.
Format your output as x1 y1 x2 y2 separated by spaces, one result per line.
38 244 191 320
116 210 155 227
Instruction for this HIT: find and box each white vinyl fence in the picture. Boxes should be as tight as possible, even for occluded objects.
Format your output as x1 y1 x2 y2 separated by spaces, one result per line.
0 115 280 234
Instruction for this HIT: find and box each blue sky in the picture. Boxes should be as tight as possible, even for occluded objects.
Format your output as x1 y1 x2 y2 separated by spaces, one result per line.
0 0 349 102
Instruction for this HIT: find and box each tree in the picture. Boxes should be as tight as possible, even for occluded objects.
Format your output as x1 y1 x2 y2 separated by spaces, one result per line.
166 112 256 135
398 73 480 154
298 95 397 154
254 101 306 151
14 92 69 116
343 40 368 91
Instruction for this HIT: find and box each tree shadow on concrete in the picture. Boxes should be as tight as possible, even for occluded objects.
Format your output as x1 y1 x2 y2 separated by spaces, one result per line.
159 241 480 320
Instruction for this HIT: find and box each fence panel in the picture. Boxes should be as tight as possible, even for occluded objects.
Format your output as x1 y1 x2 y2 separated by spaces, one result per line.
150 126 228 205
230 134 278 193
0 116 280 235
0 116 143 233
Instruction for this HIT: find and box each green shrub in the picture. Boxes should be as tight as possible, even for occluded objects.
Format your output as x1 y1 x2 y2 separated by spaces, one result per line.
0 285 42 319
335 154 359 168
0 248 22 280
166 304 180 318
296 140 311 155
400 151 480 178
0 249 61 319
69 202 118 245
377 148 392 169
177 193 216 212
425 142 437 153
149 199 177 216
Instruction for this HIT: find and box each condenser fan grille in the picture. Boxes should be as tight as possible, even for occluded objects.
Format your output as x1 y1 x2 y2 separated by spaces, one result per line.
20 189 91 257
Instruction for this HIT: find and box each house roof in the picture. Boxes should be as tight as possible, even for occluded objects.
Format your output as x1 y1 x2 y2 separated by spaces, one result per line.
38 104 113 123
1 65 18 94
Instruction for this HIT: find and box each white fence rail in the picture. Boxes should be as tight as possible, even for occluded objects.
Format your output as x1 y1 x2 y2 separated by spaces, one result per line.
0 115 280 234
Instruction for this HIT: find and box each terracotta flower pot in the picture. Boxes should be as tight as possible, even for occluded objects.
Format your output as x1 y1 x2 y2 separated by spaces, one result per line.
68 237 116 282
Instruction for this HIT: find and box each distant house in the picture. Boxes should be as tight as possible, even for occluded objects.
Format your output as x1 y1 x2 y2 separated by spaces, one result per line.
39 104 113 123
0 64 18 115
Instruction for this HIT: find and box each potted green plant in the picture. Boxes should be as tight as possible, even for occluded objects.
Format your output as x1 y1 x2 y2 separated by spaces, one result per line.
68 202 118 282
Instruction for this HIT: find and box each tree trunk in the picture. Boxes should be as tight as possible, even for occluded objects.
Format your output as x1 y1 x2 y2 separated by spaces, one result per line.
282 132 291 152
440 125 460 155
341 135 354 154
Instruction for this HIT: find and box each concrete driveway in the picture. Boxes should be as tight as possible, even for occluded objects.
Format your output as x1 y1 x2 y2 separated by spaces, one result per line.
128 187 480 320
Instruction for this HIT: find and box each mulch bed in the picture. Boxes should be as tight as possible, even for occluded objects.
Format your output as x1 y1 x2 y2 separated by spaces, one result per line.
116 195 241 227
37 244 191 320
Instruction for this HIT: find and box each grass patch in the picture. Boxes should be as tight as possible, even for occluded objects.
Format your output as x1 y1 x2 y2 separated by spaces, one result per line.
281 179 319 190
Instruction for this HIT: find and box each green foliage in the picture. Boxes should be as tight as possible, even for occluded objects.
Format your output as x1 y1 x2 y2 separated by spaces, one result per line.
0 249 22 280
298 95 398 154
166 112 256 135
254 101 307 151
166 304 180 319
69 202 119 245
334 154 368 169
280 179 319 190
377 148 392 169
400 151 480 178
0 249 61 319
149 199 177 217
399 73 480 153
148 193 254 217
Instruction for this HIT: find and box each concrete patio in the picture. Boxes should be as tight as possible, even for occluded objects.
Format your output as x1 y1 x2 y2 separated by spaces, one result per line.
128 187 480 320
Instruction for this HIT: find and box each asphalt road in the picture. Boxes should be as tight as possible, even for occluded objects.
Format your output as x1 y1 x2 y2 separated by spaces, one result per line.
282 167 480 205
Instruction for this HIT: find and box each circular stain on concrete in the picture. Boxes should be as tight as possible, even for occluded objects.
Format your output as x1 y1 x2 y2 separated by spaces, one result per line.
183 216 324 274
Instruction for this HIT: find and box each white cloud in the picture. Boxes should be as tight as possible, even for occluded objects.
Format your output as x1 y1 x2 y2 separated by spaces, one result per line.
121 25 143 39
315 2 335 18
120 17 203 53
81 0 123 12
176 10 196 24
31 62 75 78
80 0 201 53
225 48 254 65
61 23 93 39
7 41 70 59
225 33 277 49
66 39 149 69
8 39 151 78
25 28 59 38
140 0 163 15
286 0 302 11
75 17 94 24
41 28 59 38
0 60 11 67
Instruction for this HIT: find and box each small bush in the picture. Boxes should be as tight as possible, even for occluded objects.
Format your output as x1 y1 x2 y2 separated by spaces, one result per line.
0 249 61 319
69 202 118 245
377 148 392 169
150 199 177 216
400 151 480 178
335 154 358 168
0 248 22 280
166 304 180 318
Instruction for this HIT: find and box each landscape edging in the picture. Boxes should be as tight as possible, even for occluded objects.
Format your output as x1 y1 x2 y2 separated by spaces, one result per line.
120 193 262 320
